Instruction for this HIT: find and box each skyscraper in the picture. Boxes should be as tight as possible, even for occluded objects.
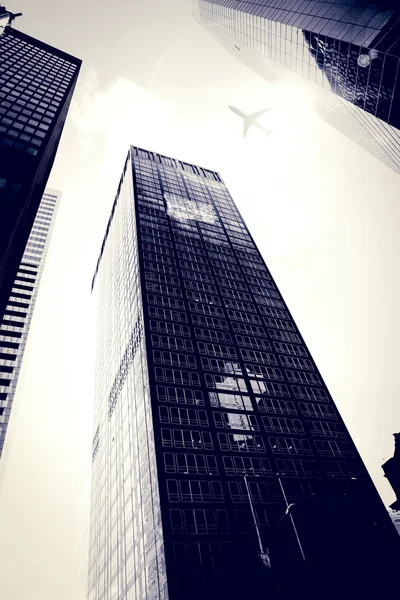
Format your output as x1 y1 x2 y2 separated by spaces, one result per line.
382 432 400 510
0 25 80 324
0 188 61 459
193 0 400 173
88 146 400 600
389 510 400 536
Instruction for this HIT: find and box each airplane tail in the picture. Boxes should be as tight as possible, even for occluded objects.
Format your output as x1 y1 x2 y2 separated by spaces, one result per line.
262 127 275 137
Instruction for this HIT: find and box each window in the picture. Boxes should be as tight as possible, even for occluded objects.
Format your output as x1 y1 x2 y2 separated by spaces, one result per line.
209 392 252 411
143 251 176 267
228 480 270 504
269 437 312 455
223 297 256 312
154 367 200 387
170 509 184 534
279 355 314 370
159 406 209 427
291 385 328 401
181 269 215 284
162 429 213 450
153 350 197 369
213 412 259 431
194 328 232 344
183 509 222 534
204 373 247 392
314 440 354 457
227 309 262 325
264 317 296 332
157 386 204 406
167 479 180 502
222 455 272 477
274 341 308 357
218 277 249 292
197 342 237 359
186 290 221 305
249 380 289 397
147 293 185 311
275 459 318 479
191 314 228 330
306 420 345 438
146 281 182 297
189 302 225 318
259 306 291 320
184 279 217 294
149 319 190 337
285 370 321 385
256 397 297 416
176 480 217 503
235 334 271 351
220 288 252 302
213 267 244 282
201 357 242 375
148 306 188 323
262 416 304 434
176 242 206 256
180 260 212 274
298 402 336 419
164 453 218 475
240 348 277 366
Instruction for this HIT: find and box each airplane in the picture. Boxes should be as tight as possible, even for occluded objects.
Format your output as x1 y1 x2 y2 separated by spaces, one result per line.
228 105 275 138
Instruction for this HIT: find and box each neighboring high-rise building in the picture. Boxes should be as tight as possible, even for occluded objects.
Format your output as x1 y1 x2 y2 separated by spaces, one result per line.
389 510 400 536
0 24 81 324
0 188 61 458
193 0 400 173
88 146 400 600
382 432 400 511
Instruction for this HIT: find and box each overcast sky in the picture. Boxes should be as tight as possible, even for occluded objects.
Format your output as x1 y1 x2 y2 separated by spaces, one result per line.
0 1 399 599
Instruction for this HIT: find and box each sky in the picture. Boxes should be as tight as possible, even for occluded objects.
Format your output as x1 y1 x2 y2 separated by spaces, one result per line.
0 1 399 599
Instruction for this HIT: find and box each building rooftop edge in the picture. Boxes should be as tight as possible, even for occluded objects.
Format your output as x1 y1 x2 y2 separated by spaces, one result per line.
90 146 223 292
4 25 82 65
129 144 221 177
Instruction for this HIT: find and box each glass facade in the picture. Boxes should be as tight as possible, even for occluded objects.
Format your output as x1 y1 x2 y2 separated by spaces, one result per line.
0 30 77 155
0 26 80 324
193 0 400 172
0 189 61 457
89 146 400 600
389 510 400 537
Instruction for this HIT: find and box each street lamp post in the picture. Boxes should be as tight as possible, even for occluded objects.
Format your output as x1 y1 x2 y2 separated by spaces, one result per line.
243 474 272 569
276 474 307 566
243 470 309 589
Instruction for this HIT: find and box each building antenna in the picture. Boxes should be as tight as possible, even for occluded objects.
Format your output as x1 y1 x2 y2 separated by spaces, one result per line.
0 5 23 32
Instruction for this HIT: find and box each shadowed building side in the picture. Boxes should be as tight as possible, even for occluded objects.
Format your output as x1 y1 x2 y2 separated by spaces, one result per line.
0 26 81 324
382 433 400 511
87 146 400 600
0 189 61 470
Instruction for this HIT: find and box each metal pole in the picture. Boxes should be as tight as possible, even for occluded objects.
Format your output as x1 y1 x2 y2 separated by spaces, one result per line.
277 475 307 565
243 475 271 569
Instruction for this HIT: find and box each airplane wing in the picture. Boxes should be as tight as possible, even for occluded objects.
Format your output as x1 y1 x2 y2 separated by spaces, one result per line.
252 122 276 137
229 105 245 118
249 107 273 120
252 121 271 133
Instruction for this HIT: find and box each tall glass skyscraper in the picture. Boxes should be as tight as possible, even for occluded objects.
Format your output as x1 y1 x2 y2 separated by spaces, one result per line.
0 188 61 458
193 0 400 173
0 25 80 324
88 146 400 600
